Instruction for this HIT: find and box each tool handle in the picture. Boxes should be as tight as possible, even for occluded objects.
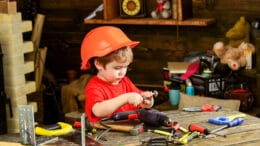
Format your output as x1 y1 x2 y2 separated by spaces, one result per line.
208 116 229 125
187 131 200 143
228 118 244 127
189 124 209 135
153 130 172 136
111 110 140 121
178 131 200 144
209 114 246 125
227 114 246 121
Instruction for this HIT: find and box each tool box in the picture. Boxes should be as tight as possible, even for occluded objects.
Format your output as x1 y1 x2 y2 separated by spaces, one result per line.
190 74 226 98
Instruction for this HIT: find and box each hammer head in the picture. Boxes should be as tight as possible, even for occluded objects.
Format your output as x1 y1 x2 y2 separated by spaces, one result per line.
130 123 144 136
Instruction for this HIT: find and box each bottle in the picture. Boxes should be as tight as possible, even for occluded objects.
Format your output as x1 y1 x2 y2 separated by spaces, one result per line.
185 79 195 96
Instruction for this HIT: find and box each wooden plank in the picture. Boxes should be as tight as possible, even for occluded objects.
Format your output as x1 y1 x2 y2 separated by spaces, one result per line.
99 110 260 145
103 0 118 20
0 141 22 146
168 62 191 74
0 1 17 14
84 18 216 26
38 0 102 9
172 0 193 20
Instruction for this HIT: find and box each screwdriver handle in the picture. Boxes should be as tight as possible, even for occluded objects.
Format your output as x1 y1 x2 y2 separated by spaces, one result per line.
208 114 246 125
111 109 140 121
227 114 246 121
188 124 210 135
178 131 200 144
210 118 244 134
228 117 244 127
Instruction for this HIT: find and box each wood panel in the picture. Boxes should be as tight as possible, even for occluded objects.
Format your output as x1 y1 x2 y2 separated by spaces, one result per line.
17 0 260 87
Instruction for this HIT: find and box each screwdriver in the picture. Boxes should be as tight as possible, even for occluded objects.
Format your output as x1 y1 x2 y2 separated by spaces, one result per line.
189 124 225 137
208 114 246 125
189 124 210 135
210 117 244 134
177 131 200 144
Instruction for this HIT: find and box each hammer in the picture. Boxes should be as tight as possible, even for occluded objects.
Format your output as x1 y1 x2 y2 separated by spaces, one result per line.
93 122 143 136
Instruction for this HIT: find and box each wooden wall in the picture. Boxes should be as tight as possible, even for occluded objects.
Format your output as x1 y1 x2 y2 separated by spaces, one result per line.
18 0 260 86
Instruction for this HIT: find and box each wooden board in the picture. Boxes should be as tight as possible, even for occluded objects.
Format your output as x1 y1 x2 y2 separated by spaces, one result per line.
99 110 260 145
168 61 191 74
0 141 22 146
172 0 193 20
0 1 17 14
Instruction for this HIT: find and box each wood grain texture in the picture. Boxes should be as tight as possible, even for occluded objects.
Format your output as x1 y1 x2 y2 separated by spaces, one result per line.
17 0 260 87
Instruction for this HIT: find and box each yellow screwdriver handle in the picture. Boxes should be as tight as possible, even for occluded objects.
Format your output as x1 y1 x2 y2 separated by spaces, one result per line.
153 130 172 136
178 131 200 144
228 114 246 121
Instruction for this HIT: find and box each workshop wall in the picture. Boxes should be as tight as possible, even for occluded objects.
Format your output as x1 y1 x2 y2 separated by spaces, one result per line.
17 0 260 86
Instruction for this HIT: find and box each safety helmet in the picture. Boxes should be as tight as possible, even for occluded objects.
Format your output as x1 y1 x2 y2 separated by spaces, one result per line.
80 26 140 70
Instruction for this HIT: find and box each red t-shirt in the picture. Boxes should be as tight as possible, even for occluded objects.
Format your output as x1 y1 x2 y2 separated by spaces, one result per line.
85 76 141 122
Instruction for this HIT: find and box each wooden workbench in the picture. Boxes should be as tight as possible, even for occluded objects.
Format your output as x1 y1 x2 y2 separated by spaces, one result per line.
1 108 260 146
97 108 260 146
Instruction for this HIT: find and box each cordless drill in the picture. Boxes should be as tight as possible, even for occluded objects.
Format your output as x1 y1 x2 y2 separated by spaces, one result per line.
109 108 171 127
110 109 141 121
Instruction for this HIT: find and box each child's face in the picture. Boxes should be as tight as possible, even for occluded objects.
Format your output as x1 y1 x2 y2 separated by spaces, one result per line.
96 60 130 85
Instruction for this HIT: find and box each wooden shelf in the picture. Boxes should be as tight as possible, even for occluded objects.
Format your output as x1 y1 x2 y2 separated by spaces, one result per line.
84 0 216 27
84 17 216 26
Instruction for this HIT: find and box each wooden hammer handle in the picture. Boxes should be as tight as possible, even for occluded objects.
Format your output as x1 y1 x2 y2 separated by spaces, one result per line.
93 123 133 132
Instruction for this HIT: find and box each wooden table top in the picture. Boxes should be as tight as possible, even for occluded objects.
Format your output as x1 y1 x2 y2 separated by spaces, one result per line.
98 108 260 146
1 108 260 146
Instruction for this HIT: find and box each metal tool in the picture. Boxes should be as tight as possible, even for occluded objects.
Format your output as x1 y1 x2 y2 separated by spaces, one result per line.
177 131 200 144
189 124 210 135
182 104 221 112
110 109 140 121
189 124 226 137
77 114 102 145
142 138 173 145
208 114 246 125
81 113 86 146
152 129 172 137
142 90 159 104
84 4 104 20
210 118 244 134
109 108 170 127
18 105 36 146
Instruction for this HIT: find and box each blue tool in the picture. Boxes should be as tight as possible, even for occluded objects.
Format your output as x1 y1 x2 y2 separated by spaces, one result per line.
209 118 244 134
208 114 246 125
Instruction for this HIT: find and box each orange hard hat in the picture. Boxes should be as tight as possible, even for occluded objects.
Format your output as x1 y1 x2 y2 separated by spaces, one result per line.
80 26 140 70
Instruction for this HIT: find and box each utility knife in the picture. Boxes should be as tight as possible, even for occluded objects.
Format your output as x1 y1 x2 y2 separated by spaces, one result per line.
182 104 222 112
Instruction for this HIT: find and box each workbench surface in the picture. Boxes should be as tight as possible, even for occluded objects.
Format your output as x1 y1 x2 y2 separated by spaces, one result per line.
98 108 260 146
1 108 260 146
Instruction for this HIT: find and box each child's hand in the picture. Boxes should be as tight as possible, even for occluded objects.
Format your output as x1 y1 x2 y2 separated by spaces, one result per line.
126 92 145 106
140 91 154 108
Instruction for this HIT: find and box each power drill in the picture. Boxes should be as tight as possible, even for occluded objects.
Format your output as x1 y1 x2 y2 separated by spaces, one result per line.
109 108 171 127
110 109 141 121
139 108 171 127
